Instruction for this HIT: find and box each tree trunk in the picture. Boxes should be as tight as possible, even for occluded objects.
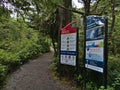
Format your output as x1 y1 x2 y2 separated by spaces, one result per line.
110 0 116 54
56 0 72 57
59 0 72 29
82 0 91 29
83 0 91 16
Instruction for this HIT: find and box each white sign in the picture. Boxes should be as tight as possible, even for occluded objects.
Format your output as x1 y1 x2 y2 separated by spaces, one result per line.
61 33 76 51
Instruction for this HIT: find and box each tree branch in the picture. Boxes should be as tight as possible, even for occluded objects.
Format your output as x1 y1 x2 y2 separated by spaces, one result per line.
57 4 85 15
91 0 102 12
99 3 110 15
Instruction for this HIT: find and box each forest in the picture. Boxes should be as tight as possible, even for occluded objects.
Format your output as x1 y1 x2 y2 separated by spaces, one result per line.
0 0 120 90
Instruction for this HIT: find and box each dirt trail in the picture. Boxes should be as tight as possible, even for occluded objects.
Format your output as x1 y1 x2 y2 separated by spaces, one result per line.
3 52 74 90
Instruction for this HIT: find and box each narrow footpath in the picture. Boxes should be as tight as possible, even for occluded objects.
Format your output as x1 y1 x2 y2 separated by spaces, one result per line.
3 52 74 90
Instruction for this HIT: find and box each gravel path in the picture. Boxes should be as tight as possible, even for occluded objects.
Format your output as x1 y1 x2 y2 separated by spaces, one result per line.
3 52 74 90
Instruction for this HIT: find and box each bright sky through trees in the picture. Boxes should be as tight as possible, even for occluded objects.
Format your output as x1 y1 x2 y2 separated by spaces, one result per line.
2 0 83 17
72 0 83 8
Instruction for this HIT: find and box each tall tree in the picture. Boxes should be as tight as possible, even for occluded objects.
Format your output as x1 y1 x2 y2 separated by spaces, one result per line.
109 0 116 54
58 0 72 28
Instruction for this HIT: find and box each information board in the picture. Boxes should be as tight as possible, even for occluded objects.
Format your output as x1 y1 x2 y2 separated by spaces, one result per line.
85 16 105 73
60 22 77 66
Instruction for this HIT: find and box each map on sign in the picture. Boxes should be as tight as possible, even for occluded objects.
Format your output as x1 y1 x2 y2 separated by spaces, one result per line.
85 16 105 73
60 22 77 66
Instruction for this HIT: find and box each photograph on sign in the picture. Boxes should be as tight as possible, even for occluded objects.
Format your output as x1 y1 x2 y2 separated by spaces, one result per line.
60 22 77 66
86 26 104 41
85 40 104 73
85 16 105 73
86 16 105 30
86 40 104 61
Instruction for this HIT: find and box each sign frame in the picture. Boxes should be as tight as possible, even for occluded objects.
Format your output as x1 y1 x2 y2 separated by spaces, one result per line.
60 22 78 66
59 22 79 86
84 15 108 88
85 15 106 73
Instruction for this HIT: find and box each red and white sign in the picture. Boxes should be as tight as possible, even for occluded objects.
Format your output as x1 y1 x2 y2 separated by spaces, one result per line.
60 22 77 66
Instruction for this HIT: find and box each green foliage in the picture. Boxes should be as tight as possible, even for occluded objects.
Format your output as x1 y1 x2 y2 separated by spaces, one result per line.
0 49 20 69
74 74 83 86
112 74 120 90
108 56 120 90
108 56 120 85
0 16 50 88
51 55 59 73
74 74 82 82
86 82 97 90
108 13 120 54
0 6 11 17
98 86 114 90
37 37 50 53
85 82 114 90
18 43 42 63
0 64 7 89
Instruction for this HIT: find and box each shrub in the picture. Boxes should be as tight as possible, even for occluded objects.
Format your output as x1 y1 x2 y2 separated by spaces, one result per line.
108 55 120 85
0 64 7 89
0 49 20 70
112 74 120 90
98 86 114 90
37 37 50 53
51 55 59 74
0 16 50 89
18 43 43 63
86 82 98 90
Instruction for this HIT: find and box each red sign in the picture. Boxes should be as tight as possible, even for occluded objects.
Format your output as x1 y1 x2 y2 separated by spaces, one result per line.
61 22 77 34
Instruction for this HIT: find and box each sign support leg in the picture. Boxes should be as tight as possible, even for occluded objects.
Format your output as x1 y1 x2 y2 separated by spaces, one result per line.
103 17 108 89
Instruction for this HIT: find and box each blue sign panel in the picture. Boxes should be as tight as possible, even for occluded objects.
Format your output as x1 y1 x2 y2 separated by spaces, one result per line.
85 16 105 73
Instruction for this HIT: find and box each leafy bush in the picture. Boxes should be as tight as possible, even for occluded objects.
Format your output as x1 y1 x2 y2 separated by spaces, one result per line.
17 39 50 64
37 37 50 53
108 56 120 85
51 55 59 74
18 43 43 63
112 74 120 90
86 82 98 90
107 55 120 90
0 64 7 89
0 18 50 65
0 49 20 70
0 16 51 89
98 86 114 90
